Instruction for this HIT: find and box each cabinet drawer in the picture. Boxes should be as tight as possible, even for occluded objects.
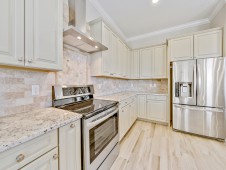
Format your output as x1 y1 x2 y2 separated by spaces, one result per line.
0 130 57 170
147 95 166 101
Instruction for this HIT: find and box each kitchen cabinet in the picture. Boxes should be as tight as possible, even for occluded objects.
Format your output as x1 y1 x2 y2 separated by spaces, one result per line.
194 29 222 59
168 35 194 61
0 0 63 70
90 19 131 79
131 50 140 79
152 45 167 78
137 95 147 119
59 120 81 170
0 0 24 67
140 48 153 79
0 130 57 170
146 95 167 123
119 96 137 141
20 148 58 170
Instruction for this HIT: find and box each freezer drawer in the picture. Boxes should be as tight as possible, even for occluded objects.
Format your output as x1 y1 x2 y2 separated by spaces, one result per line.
197 57 226 108
173 105 226 139
173 60 196 105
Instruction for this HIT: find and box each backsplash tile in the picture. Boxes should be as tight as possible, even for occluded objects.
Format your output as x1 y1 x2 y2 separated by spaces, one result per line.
0 52 168 117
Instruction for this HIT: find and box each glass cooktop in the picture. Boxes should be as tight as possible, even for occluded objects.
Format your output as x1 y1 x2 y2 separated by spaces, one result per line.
58 99 118 119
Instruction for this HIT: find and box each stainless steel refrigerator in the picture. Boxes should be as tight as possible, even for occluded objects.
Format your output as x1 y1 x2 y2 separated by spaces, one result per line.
173 57 226 140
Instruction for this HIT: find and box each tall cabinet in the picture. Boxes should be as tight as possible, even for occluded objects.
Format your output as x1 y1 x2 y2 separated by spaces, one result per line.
0 0 63 70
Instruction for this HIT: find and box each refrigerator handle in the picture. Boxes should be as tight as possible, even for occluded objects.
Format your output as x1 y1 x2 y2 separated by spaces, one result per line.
174 105 224 112
193 63 197 98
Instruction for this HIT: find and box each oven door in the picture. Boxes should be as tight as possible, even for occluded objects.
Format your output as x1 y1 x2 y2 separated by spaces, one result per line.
83 105 119 170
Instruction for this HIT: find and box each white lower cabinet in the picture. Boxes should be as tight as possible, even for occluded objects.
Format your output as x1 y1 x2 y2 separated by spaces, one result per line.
20 148 58 170
59 120 81 170
147 99 167 123
137 95 147 119
119 96 137 141
0 120 82 170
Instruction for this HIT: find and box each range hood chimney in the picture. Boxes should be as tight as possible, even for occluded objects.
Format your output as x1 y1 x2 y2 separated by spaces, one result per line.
63 0 108 53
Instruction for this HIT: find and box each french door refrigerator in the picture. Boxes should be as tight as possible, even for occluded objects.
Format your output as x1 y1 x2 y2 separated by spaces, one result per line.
173 57 226 140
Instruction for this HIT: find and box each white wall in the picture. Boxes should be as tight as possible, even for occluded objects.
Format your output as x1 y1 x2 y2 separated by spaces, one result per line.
86 0 101 22
211 4 226 56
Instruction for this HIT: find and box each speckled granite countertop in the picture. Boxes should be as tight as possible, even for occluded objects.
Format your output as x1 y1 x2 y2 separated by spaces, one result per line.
96 91 168 102
0 108 82 153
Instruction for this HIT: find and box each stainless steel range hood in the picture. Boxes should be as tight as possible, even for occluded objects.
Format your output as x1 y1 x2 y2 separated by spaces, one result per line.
63 0 108 53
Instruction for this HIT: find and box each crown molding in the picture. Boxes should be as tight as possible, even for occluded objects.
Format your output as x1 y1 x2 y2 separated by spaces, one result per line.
126 19 210 42
88 0 127 41
209 0 226 21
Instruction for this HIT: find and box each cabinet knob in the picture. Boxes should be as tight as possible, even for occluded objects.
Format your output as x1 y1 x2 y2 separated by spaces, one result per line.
70 124 75 128
28 59 33 63
53 154 59 160
18 57 23 62
16 154 25 162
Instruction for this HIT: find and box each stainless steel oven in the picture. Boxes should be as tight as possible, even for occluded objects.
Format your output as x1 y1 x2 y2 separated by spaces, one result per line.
83 105 119 170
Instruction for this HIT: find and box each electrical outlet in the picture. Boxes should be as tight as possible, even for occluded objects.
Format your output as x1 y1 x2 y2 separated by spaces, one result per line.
32 85 40 96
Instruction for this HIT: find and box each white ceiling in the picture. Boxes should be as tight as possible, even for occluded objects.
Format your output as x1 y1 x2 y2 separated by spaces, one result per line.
88 0 225 48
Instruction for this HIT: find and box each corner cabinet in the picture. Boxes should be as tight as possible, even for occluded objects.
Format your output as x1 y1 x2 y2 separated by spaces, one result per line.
89 19 130 79
137 95 147 119
0 0 63 71
140 48 153 79
59 120 81 170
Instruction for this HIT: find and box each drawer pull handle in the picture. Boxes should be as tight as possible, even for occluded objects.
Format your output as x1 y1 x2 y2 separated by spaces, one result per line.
53 154 59 160
18 57 23 61
28 59 33 63
16 154 25 162
70 124 75 128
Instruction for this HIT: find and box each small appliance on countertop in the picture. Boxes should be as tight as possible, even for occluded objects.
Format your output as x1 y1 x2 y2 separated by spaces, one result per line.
52 85 119 170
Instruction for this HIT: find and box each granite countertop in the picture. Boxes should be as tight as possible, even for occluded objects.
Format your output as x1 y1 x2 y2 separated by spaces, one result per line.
96 91 168 102
0 108 82 153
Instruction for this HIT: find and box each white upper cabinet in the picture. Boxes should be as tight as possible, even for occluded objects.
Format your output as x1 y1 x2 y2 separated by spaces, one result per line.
90 20 130 78
0 0 25 67
0 0 63 71
131 50 140 79
168 35 194 61
194 29 222 59
152 45 167 78
140 48 153 79
25 0 63 70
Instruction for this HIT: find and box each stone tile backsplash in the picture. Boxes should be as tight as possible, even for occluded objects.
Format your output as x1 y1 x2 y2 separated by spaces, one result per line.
0 51 168 117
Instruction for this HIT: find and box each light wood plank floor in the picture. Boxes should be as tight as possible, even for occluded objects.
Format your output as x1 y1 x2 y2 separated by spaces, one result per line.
110 121 226 170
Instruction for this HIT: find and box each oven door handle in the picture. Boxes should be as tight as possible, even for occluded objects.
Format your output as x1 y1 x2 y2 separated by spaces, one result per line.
87 108 118 130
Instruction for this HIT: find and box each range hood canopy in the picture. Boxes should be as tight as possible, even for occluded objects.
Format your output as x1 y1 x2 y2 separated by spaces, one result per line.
63 0 108 53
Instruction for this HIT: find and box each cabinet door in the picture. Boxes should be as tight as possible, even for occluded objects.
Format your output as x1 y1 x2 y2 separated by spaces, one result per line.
126 48 131 78
0 0 24 66
194 29 222 59
140 48 152 78
25 0 63 70
21 148 58 170
137 95 147 119
169 35 193 61
59 120 81 170
102 24 112 75
131 50 140 79
117 40 124 77
147 100 166 123
119 106 128 141
153 45 167 78
111 33 118 76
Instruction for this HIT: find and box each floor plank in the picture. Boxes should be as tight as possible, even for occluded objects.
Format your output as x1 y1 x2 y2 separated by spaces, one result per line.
110 121 226 170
